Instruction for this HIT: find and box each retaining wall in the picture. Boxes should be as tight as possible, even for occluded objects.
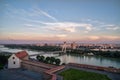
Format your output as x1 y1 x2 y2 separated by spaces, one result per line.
68 63 120 73
21 60 65 80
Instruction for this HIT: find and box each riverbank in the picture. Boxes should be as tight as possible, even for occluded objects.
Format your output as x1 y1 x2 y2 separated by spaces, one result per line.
55 63 120 80
68 49 120 58
0 46 120 68
3 44 120 58
19 59 120 80
0 55 120 80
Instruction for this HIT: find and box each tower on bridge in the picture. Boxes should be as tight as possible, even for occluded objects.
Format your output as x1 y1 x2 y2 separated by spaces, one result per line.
62 41 67 53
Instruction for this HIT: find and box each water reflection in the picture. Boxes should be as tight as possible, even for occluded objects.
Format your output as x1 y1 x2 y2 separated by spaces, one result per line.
0 46 120 68
57 53 120 68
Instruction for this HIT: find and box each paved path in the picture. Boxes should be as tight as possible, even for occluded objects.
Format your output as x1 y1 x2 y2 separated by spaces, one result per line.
55 65 120 80
0 69 43 80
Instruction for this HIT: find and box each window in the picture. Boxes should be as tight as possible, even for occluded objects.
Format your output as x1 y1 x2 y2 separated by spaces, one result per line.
13 57 15 59
13 61 15 64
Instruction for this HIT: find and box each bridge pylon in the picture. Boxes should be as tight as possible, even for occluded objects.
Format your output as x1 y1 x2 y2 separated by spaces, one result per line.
62 41 67 53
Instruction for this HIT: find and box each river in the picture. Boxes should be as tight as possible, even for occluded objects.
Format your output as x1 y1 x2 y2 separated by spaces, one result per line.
0 46 120 68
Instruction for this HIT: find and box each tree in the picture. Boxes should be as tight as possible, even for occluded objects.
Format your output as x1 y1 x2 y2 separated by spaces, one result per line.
45 57 51 63
62 63 66 65
36 55 40 61
0 54 10 70
50 57 56 64
36 55 45 62
40 56 45 62
55 58 61 65
0 55 8 65
36 55 61 65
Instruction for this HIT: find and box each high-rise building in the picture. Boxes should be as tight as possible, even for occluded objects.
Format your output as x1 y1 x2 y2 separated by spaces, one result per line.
71 42 77 49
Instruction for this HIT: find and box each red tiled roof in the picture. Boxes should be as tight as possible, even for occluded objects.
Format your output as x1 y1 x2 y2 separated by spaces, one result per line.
15 51 28 59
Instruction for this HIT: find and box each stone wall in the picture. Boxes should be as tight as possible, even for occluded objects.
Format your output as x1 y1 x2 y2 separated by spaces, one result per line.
68 63 120 73
20 60 120 80
43 72 53 80
21 60 60 80
44 65 65 80
21 60 65 80
21 60 56 72
21 62 48 72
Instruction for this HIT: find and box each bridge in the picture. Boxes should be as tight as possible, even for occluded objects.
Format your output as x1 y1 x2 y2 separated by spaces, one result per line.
29 50 71 57
29 41 72 57
29 51 63 57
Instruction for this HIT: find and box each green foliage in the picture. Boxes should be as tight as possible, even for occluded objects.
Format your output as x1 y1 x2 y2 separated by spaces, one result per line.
50 57 56 64
93 50 120 58
45 56 51 63
36 55 61 65
59 68 111 80
55 58 61 65
0 54 10 70
40 56 45 62
62 63 66 65
0 64 3 70
36 55 45 62
36 55 40 60
0 55 9 65
68 49 120 58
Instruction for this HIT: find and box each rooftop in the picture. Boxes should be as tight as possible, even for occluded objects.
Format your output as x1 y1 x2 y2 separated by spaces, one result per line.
15 51 28 59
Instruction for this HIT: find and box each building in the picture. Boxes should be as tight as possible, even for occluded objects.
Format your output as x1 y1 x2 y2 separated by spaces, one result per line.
8 51 29 69
71 42 77 49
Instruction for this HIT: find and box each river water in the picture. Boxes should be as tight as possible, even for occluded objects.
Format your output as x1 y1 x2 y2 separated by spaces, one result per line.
0 46 120 68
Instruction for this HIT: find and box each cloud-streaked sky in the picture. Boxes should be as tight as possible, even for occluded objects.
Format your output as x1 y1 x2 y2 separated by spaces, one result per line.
0 0 120 43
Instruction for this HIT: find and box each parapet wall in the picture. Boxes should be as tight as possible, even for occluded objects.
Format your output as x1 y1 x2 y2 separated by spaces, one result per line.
21 60 119 80
21 62 48 72
44 65 65 80
68 63 120 73
21 60 65 80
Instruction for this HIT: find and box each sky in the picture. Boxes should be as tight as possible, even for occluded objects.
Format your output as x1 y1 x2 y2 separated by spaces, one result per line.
0 0 120 44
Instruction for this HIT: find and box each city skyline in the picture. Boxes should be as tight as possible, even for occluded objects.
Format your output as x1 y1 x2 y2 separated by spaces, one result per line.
0 0 120 44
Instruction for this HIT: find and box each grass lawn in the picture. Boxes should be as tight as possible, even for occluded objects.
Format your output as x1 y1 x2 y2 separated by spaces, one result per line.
59 68 111 80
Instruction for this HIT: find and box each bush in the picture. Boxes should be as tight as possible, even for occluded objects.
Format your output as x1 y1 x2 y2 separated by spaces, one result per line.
0 54 10 70
45 57 51 63
0 55 9 65
0 64 3 70
50 57 56 64
62 63 66 65
36 55 45 62
55 58 61 65
36 55 61 65
36 55 40 60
